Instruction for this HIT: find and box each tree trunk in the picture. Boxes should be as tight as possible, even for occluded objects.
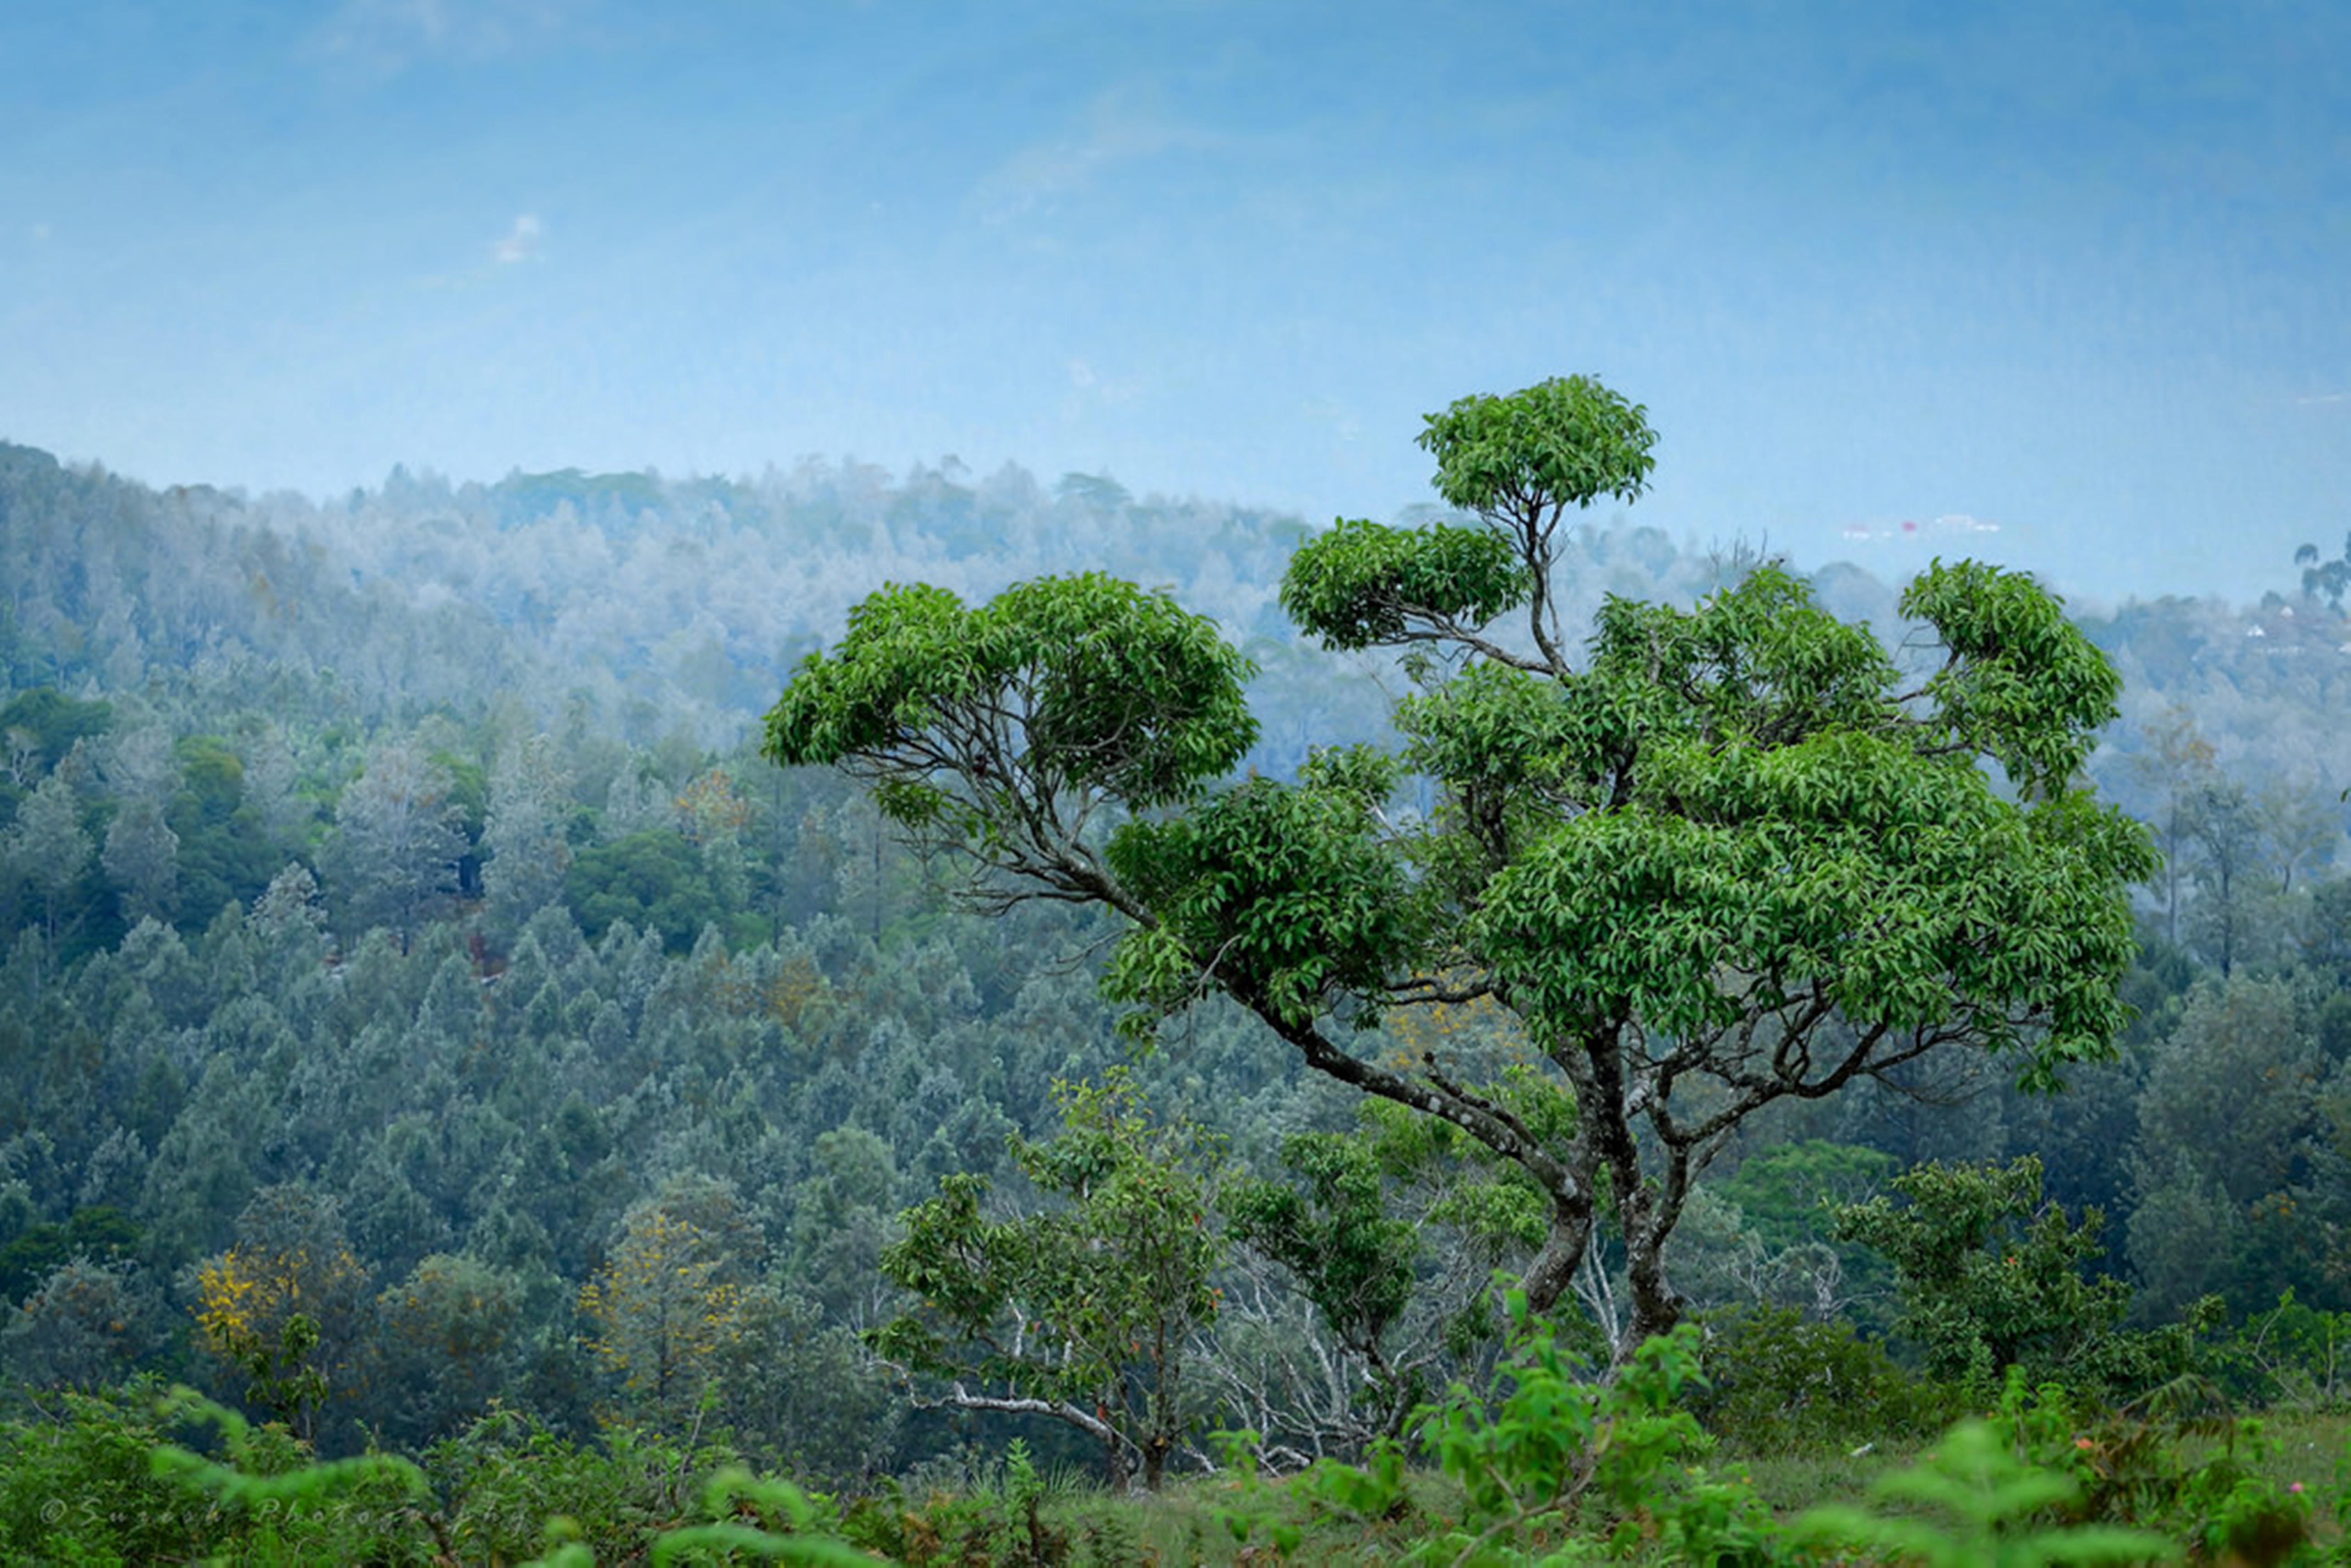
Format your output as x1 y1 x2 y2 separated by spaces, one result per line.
1620 1217 1683 1350
1519 1203 1595 1316
1619 1158 1690 1352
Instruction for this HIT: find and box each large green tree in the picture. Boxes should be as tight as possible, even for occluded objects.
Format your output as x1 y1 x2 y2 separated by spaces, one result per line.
765 376 2154 1349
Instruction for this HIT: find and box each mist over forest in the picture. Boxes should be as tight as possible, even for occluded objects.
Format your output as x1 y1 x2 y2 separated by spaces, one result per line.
4 430 2350 1503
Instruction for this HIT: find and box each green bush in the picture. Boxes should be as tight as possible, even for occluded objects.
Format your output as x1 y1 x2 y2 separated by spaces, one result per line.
1978 1369 2311 1562
1687 1305 1957 1455
1833 1155 2207 1400
839 1438 1083 1567
647 1466 876 1566
1792 1419 2181 1567
422 1405 736 1564
1293 1297 1789 1563
146 1384 439 1563
2 1383 884 1566
0 1378 241 1564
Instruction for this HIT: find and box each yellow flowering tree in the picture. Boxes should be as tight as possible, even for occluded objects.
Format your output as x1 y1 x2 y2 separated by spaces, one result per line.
188 1186 372 1445
192 1244 367 1441
579 1177 761 1428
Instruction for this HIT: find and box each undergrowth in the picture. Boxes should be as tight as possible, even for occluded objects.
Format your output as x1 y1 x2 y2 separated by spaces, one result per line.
1 1319 2345 1565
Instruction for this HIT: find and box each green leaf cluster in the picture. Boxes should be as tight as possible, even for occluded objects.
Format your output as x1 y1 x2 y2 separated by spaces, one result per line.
1688 1304 1955 1454
1832 1156 2201 1397
1223 1131 1418 1361
1418 374 1659 519
1280 517 1530 651
1450 565 2153 1076
1903 558 2126 798
869 1071 1223 1488
762 573 1256 826
1416 1305 1713 1529
1343 1303 1790 1564
1107 762 1421 1028
1792 1418 2182 1567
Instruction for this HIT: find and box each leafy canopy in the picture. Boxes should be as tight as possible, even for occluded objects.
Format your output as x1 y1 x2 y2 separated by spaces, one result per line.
763 373 2154 1348
764 572 1254 822
1418 373 1659 517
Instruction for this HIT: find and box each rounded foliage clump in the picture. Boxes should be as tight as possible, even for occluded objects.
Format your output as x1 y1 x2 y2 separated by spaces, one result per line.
1687 1305 1956 1455
1419 374 1659 518
763 572 1257 824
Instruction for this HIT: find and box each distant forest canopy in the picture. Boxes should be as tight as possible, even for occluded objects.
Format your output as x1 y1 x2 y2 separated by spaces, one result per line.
7 439 2347 806
3 434 2351 1474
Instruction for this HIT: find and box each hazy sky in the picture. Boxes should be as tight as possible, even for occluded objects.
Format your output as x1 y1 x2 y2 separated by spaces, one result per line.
6 1 2347 607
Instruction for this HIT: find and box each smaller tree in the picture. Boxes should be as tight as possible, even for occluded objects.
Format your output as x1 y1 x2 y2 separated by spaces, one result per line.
2294 532 2351 611
189 1186 372 1445
321 739 467 950
871 1070 1222 1490
783 1126 899 1324
2126 705 2216 951
2 1256 164 1392
1214 1086 1556 1459
1832 1155 2202 1398
2126 973 2332 1318
1219 1128 1420 1452
578 1177 760 1431
5 769 92 950
374 1252 525 1448
720 1288 904 1487
101 798 178 927
479 733 574 935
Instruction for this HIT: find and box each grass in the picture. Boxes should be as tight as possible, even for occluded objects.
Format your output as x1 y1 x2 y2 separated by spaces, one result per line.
1735 1444 1912 1514
968 1408 2351 1566
11 1377 2346 1564
2248 1409 2351 1492
892 1463 1469 1566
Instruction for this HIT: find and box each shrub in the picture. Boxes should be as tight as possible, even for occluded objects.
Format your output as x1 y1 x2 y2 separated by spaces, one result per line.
422 1406 732 1564
1295 1296 1789 1562
1833 1155 2207 1400
146 1384 438 1562
1980 1369 2311 1562
1687 1304 1957 1454
1792 1418 2181 1566
2206 1290 2351 1412
0 1378 241 1564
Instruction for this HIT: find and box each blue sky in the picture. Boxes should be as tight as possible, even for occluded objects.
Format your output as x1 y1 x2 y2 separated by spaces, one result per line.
5 1 2346 607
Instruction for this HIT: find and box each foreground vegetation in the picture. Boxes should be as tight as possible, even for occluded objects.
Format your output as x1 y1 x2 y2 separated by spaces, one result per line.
5 1311 2346 1565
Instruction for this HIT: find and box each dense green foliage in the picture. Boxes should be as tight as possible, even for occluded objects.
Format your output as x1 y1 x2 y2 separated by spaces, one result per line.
7 1341 2337 1564
1832 1154 2205 1398
765 574 1260 822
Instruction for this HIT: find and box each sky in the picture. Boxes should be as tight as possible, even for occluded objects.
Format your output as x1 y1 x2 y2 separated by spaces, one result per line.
4 0 2347 609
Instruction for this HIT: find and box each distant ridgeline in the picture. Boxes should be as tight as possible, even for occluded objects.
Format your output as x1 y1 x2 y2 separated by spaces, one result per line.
2 435 2347 969
5 440 2347 800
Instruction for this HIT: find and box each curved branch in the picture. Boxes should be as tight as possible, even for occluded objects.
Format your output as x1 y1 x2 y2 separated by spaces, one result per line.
1259 1006 1583 1211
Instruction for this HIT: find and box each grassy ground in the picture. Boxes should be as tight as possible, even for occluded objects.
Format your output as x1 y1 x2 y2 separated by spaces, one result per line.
859 1458 1488 1565
971 1411 2351 1566
11 1380 2342 1563
2260 1410 2351 1493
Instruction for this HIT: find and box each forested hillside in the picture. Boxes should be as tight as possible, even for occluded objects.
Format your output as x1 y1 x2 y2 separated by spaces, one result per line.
3 433 2349 1525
